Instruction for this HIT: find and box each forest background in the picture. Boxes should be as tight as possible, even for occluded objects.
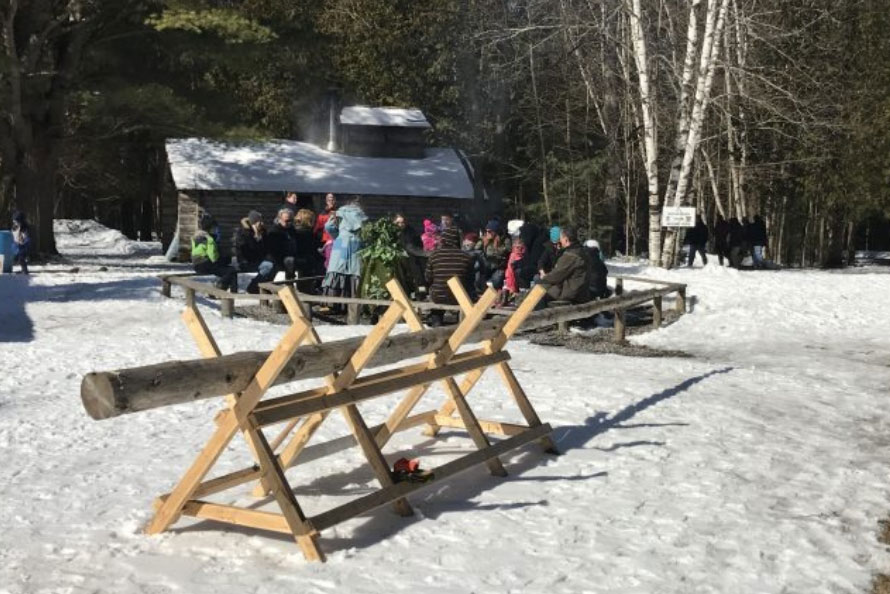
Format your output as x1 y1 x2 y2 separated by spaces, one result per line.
2 0 889 267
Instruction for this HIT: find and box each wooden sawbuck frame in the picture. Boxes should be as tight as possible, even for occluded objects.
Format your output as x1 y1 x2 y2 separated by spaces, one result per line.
146 277 557 562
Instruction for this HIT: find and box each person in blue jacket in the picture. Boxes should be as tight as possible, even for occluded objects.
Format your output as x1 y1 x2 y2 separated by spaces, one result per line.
11 211 30 274
322 199 368 298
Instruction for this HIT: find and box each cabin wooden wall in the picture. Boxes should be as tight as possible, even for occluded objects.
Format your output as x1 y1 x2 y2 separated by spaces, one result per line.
172 190 494 262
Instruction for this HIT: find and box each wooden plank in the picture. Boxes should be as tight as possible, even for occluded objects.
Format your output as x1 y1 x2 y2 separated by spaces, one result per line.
246 416 324 561
341 404 414 517
310 424 553 533
221 298 235 318
432 415 528 436
494 362 559 454
439 377 507 476
252 352 510 427
255 349 497 414
177 500 291 534
653 295 663 328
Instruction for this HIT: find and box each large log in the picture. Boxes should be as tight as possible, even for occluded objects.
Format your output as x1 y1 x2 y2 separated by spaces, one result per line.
81 287 675 420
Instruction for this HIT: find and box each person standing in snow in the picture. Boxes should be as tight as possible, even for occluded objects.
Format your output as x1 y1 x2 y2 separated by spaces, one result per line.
747 214 768 268
233 210 275 293
714 215 731 266
322 199 367 299
685 215 709 267
192 212 238 292
11 211 30 274
728 218 746 268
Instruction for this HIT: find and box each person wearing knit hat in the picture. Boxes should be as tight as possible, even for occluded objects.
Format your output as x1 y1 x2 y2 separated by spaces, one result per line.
550 226 562 243
507 219 524 237
537 225 562 277
247 210 263 226
538 225 592 305
421 219 440 252
485 219 500 233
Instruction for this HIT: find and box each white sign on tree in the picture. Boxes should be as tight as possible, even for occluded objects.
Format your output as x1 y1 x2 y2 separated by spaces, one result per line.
661 207 696 228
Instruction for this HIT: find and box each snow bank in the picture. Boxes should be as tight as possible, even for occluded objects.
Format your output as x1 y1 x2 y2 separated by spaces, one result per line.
54 219 160 257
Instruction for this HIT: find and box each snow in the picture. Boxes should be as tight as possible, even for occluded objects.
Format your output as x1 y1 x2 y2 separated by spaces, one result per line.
166 138 473 198
2 227 890 593
339 106 431 128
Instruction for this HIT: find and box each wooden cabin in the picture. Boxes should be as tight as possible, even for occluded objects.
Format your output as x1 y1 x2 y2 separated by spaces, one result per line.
162 107 495 261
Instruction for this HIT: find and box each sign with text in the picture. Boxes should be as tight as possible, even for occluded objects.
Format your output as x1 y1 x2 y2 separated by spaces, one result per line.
661 206 696 228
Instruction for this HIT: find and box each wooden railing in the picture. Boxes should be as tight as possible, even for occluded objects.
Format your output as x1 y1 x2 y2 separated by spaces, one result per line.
158 272 687 341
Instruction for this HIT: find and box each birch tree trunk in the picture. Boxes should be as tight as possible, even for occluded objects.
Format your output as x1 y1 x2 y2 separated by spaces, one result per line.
625 0 661 263
528 44 552 226
660 0 730 267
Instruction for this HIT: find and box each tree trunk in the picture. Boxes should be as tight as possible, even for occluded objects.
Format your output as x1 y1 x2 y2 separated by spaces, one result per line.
660 0 730 267
625 0 661 263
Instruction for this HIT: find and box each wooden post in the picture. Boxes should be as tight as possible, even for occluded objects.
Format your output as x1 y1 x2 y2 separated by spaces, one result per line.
615 277 624 296
557 319 568 334
614 309 626 342
259 287 270 308
185 288 195 308
221 298 234 319
161 279 172 298
347 302 360 325
676 287 686 314
652 295 663 328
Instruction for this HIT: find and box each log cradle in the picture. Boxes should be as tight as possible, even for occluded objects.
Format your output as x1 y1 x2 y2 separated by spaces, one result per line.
81 278 565 562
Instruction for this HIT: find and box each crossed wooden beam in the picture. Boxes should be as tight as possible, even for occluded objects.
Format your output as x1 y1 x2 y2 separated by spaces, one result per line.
146 278 557 562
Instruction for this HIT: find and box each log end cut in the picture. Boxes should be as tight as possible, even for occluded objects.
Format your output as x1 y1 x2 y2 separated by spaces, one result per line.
81 372 121 420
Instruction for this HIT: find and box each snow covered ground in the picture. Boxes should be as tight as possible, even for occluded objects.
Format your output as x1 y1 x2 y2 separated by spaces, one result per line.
2 222 890 594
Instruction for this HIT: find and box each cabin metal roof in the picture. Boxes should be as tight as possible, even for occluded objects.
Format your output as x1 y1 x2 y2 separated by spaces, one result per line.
339 106 431 128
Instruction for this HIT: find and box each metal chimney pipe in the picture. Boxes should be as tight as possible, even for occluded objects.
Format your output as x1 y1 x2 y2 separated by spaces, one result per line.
326 89 338 152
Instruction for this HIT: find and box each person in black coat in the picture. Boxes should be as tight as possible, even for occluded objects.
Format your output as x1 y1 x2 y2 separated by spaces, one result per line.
233 210 276 293
585 242 610 299
267 207 299 279
714 215 730 266
685 215 709 267
292 208 324 291
747 214 768 268
728 217 746 268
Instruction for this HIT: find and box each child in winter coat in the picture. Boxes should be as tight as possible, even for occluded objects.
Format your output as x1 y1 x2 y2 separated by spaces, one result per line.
11 211 30 274
421 219 440 252
191 212 238 292
501 237 526 305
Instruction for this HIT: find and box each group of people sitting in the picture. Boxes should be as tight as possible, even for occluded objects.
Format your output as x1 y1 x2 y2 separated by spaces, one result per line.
190 192 610 322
